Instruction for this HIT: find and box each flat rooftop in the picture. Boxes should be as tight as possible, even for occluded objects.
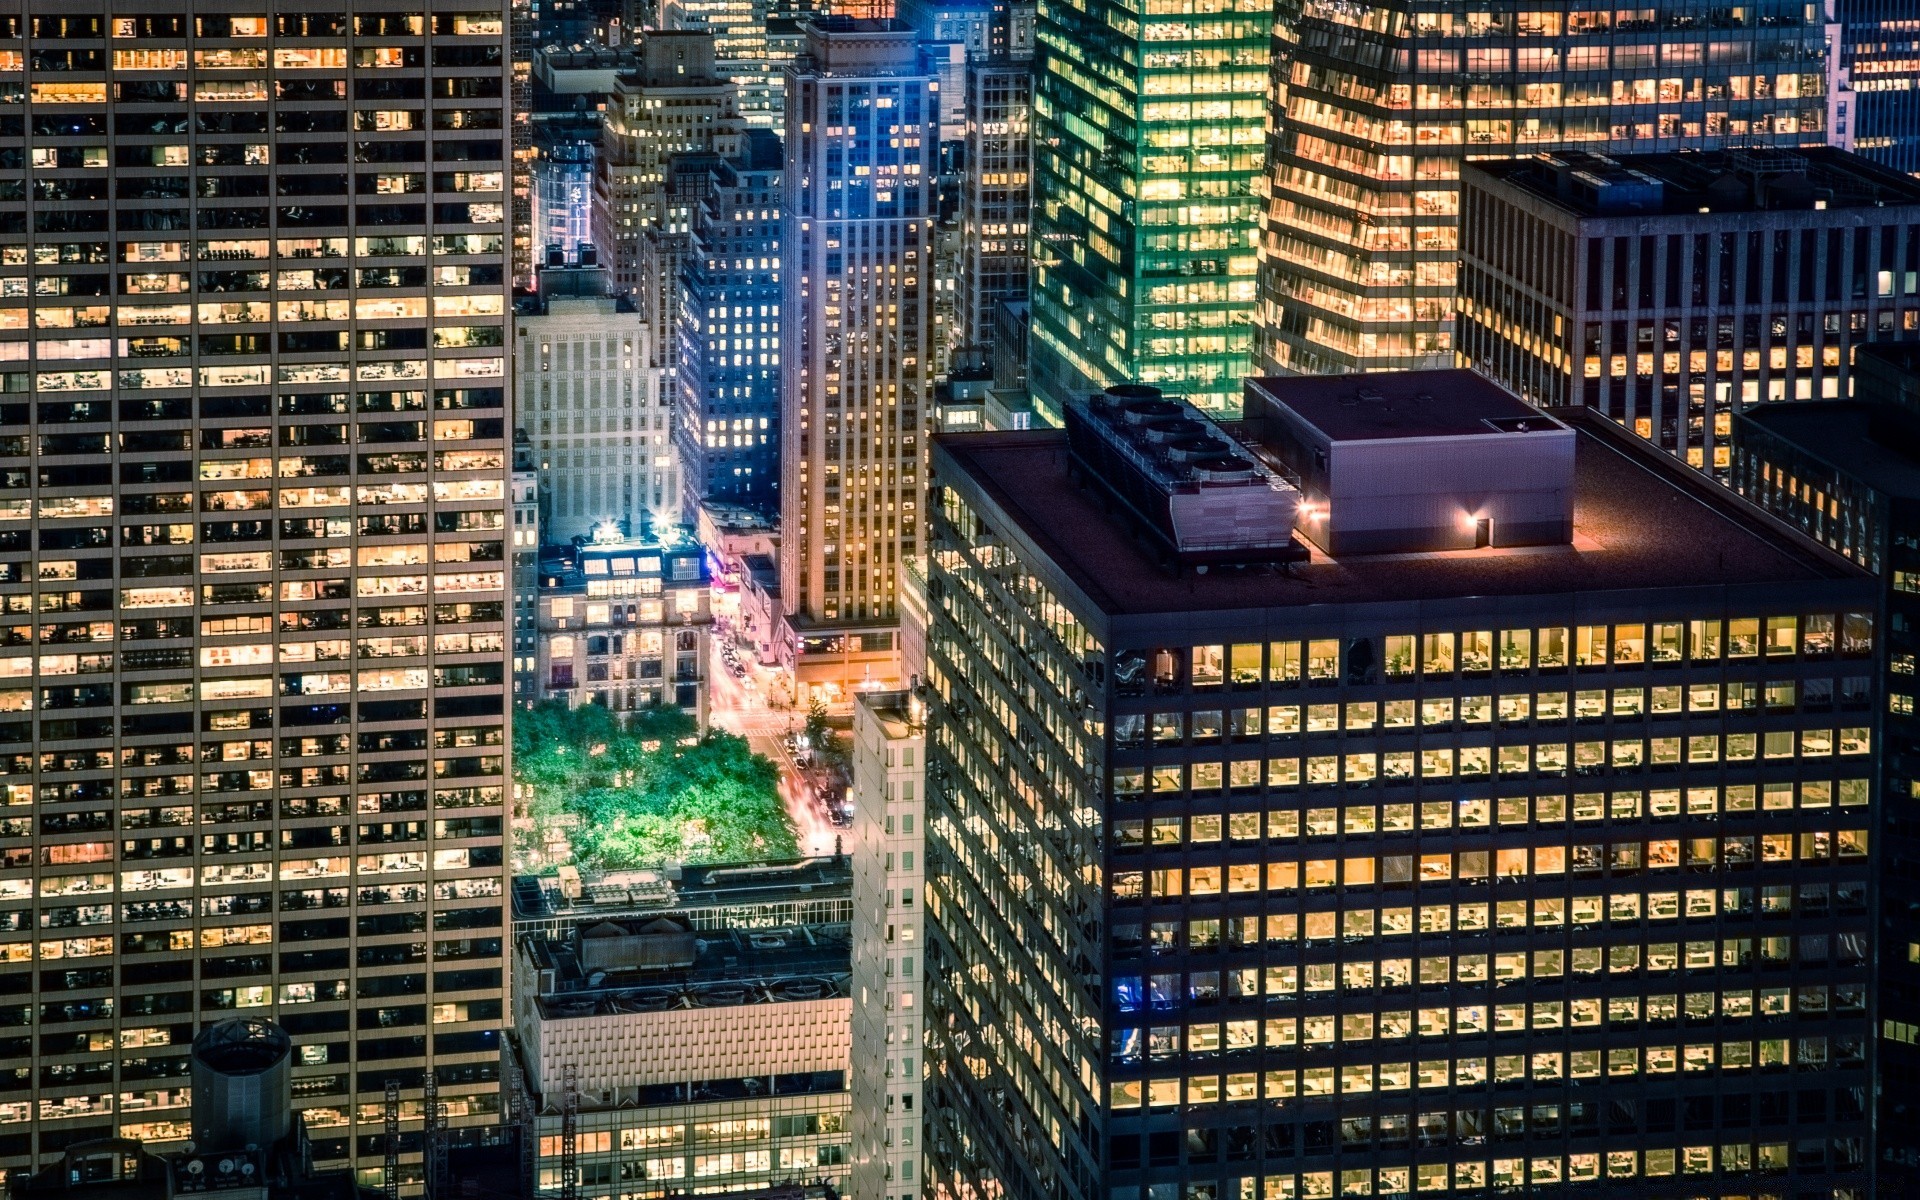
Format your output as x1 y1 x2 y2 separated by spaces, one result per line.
933 409 1863 618
1245 370 1560 443
524 917 852 1018
1474 146 1920 216
1740 402 1920 500
512 857 852 921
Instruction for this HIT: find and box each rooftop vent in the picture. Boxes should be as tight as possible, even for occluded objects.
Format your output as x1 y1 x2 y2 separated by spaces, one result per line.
1063 385 1307 572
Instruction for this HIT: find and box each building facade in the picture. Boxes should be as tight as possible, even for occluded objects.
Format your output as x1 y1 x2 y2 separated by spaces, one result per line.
1838 0 1920 177
921 374 1880 1200
592 32 744 326
513 434 541 706
956 56 1029 357
513 261 675 541
508 862 855 1200
1458 147 1920 475
849 692 928 1200
533 531 710 720
0 2 513 1184
1025 0 1264 419
1256 0 1837 379
676 131 784 519
1730 342 1920 1193
779 18 937 704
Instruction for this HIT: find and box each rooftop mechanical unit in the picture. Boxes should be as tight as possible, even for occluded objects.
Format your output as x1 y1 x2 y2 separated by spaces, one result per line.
1064 384 1307 572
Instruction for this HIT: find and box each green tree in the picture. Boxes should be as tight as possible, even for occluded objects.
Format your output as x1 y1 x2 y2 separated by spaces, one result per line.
513 701 796 872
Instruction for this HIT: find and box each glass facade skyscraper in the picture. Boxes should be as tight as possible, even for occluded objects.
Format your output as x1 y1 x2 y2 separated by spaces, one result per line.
1256 0 1834 377
0 2 512 1188
1025 0 1266 419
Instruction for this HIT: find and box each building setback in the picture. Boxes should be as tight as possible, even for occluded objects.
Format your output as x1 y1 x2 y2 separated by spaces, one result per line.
921 372 1880 1200
0 2 513 1184
1730 342 1920 1194
1459 147 1920 475
1257 0 1837 378
779 18 936 704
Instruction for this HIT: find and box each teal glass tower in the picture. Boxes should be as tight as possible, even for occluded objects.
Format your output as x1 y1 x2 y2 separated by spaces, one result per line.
1025 0 1267 421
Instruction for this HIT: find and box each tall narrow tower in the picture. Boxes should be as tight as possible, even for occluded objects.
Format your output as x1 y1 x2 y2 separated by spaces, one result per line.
1 3 512 1184
779 18 936 705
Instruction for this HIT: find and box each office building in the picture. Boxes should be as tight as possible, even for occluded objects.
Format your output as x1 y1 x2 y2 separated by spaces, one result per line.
0 3 513 1185
677 130 785 519
922 372 1879 1200
1730 342 1920 1192
662 0 798 129
1838 1 1920 176
513 434 541 706
779 18 937 704
533 529 711 721
508 861 855 1199
849 692 928 1200
593 31 745 333
513 258 675 541
1257 0 1836 379
1025 0 1265 419
1458 147 1920 474
956 56 1030 356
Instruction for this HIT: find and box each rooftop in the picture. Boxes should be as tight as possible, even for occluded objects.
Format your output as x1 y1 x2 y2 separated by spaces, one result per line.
933 408 1864 619
1473 146 1920 217
1739 402 1920 499
1245 369 1560 443
512 857 853 922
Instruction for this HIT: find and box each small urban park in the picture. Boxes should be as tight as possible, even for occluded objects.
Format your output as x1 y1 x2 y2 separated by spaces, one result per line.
512 701 798 873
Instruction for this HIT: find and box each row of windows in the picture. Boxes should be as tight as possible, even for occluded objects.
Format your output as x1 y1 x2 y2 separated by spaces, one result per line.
1111 728 1873 794
1173 1142 1846 1199
1116 1034 1859 1110
1114 881 1861 953
1116 984 1864 1060
1130 616 1874 692
1116 680 1870 743
1112 930 1862 1012
1114 825 1868 898
1114 780 1869 846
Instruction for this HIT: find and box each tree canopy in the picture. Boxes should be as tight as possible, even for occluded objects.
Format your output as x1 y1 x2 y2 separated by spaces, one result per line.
514 701 798 873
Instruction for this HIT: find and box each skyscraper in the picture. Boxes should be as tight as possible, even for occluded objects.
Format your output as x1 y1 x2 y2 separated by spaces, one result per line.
1257 0 1836 378
676 129 784 518
0 3 512 1185
1025 0 1266 419
922 373 1880 1200
955 53 1030 356
779 18 936 704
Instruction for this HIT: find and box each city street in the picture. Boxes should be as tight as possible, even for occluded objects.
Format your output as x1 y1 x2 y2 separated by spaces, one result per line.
707 615 842 857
